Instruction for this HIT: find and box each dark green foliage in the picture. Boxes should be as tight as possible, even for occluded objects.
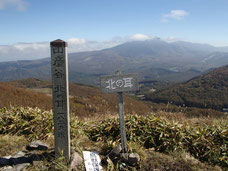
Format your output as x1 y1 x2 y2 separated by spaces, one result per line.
0 106 83 141
184 126 228 167
86 114 228 168
0 106 54 140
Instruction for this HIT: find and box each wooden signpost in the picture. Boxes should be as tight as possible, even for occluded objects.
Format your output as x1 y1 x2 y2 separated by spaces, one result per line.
100 72 138 153
50 39 70 160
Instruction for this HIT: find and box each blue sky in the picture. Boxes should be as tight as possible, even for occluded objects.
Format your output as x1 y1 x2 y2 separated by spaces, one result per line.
0 0 228 61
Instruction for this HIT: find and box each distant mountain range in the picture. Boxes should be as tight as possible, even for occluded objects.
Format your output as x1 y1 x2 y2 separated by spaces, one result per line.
145 65 228 110
0 39 228 85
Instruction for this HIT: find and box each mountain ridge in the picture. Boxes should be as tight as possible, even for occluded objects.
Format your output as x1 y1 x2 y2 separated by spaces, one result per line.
0 40 228 85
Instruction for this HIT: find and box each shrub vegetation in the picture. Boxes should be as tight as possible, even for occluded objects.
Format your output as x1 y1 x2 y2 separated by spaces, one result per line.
87 114 228 168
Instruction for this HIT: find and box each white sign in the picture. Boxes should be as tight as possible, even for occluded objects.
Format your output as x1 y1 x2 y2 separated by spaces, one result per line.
83 151 103 171
100 74 138 93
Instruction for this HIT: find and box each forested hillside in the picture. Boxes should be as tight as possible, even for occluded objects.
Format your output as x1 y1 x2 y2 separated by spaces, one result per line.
146 65 228 110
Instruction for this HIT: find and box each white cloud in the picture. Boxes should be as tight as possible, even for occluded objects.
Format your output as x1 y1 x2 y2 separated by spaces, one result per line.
0 0 28 11
162 10 189 22
164 36 182 43
13 42 49 51
0 34 165 62
0 34 189 62
0 42 49 61
66 38 125 53
0 38 125 62
130 34 151 41
67 38 86 45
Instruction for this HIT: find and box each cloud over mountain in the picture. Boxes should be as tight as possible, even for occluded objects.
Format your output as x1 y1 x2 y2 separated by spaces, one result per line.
0 37 124 62
3 34 225 63
0 34 155 62
130 34 152 41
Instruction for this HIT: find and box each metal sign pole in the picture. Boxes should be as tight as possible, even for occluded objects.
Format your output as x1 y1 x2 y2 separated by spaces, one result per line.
100 71 138 155
118 92 128 153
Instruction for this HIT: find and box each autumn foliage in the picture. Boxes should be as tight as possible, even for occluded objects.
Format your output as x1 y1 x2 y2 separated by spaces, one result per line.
0 78 151 118
146 65 228 110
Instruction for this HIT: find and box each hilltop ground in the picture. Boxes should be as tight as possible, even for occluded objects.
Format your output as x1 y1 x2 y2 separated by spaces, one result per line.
0 78 227 170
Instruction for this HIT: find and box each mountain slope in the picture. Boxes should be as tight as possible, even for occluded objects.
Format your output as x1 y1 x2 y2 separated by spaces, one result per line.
0 81 52 110
0 40 228 85
0 58 50 81
0 78 151 117
145 65 228 110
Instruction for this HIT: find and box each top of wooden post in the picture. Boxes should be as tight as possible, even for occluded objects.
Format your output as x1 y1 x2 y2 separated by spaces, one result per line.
50 39 68 47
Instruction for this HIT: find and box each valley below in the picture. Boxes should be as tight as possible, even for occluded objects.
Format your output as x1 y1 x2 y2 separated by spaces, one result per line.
0 40 228 170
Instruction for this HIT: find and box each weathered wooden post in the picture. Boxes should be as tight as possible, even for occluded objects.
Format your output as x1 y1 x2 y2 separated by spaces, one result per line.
50 39 70 160
100 72 138 154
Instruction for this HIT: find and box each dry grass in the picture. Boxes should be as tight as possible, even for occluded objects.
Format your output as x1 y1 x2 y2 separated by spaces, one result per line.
0 135 28 156
141 150 222 171
0 83 52 110
153 110 228 127
0 80 152 118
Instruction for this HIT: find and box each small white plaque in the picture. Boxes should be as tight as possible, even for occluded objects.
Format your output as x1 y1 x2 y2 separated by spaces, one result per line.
100 73 138 93
83 151 103 171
